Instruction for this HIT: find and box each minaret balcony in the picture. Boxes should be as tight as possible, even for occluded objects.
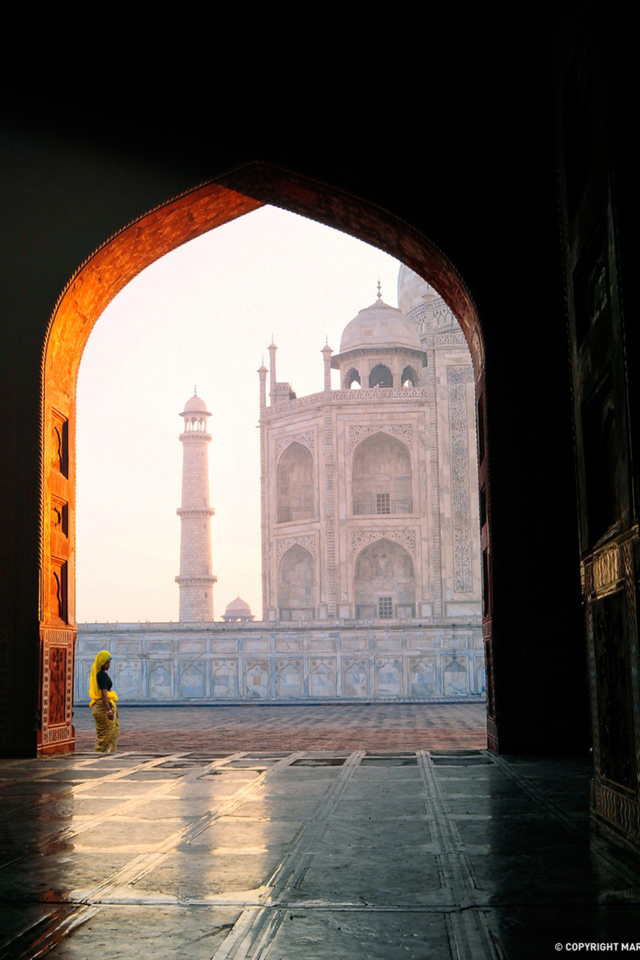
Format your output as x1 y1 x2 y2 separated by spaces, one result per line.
174 575 218 586
179 431 212 442
176 507 215 517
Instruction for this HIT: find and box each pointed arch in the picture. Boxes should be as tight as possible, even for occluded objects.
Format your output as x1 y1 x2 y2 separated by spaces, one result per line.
369 363 393 388
278 543 316 620
35 161 485 755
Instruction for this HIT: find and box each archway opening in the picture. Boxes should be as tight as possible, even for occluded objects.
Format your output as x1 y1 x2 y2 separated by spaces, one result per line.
41 164 490 757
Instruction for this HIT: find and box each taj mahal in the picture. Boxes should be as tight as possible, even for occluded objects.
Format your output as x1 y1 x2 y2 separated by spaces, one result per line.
75 266 484 702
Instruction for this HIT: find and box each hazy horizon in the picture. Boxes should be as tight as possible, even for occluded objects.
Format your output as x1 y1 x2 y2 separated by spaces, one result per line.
76 206 402 623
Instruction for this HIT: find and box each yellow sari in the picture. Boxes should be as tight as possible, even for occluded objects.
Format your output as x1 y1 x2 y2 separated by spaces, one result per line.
89 650 119 753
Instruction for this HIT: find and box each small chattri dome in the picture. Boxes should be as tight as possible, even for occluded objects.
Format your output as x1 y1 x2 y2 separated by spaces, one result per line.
339 298 422 354
180 393 211 418
221 596 254 622
184 394 208 412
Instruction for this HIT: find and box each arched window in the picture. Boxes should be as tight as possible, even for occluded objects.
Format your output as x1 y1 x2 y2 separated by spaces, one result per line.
369 364 393 388
401 365 417 387
352 432 412 515
345 367 361 389
354 538 415 619
277 442 314 523
278 544 316 620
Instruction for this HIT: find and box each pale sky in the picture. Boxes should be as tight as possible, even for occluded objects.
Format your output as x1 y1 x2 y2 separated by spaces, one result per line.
76 205 401 623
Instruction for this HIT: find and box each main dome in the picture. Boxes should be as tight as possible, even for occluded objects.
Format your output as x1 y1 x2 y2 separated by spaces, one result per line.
398 265 432 317
339 298 422 353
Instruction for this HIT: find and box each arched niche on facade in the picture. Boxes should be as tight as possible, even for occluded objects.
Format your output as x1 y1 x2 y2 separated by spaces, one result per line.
354 537 415 619
278 543 316 620
345 367 361 389
369 363 393 388
352 432 413 516
443 659 468 696
277 442 315 523
401 365 417 387
33 161 488 757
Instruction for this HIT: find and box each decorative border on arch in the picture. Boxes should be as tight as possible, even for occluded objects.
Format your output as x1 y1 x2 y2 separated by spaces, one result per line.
448 365 475 593
41 626 75 745
275 431 315 461
349 423 413 452
276 534 318 563
351 529 416 556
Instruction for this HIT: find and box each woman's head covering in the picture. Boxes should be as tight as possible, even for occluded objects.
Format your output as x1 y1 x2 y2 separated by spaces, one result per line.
89 650 119 706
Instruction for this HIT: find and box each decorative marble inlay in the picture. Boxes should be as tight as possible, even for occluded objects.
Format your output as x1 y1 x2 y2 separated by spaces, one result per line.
349 423 413 452
277 535 318 563
448 366 474 593
262 388 429 415
426 354 443 617
433 297 459 334
275 431 315 461
351 529 416 556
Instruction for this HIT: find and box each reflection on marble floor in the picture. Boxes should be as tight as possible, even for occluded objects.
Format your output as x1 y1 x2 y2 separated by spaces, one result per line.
1 750 640 959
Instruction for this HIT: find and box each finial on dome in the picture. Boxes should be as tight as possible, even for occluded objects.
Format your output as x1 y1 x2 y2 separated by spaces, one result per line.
194 384 197 395
377 279 382 300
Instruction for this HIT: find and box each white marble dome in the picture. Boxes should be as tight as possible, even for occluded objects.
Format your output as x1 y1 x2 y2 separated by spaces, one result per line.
397 265 433 317
222 596 254 621
183 393 208 413
339 298 422 354
225 596 251 616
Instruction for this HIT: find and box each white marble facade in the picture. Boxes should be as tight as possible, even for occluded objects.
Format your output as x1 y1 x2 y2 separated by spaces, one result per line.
259 268 482 630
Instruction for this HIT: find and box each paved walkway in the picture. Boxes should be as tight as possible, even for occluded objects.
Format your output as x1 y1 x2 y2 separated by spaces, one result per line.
1 748 640 959
73 703 488 753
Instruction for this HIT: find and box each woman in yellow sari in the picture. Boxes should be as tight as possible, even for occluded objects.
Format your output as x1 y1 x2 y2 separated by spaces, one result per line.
89 650 119 753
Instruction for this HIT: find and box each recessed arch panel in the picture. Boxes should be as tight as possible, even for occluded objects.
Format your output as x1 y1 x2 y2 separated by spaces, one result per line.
277 442 314 523
352 432 412 516
354 537 415 618
278 543 316 619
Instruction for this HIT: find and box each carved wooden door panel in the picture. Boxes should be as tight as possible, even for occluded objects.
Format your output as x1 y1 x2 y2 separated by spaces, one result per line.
38 400 76 755
555 16 640 851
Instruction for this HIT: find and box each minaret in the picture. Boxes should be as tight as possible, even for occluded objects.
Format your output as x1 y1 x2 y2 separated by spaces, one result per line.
321 339 333 391
257 360 268 618
175 391 216 621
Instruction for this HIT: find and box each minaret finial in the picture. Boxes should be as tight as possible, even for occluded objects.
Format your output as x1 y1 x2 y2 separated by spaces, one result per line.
377 279 382 300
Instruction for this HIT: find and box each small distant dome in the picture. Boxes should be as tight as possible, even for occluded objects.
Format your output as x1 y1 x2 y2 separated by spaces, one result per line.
340 299 422 353
221 596 254 622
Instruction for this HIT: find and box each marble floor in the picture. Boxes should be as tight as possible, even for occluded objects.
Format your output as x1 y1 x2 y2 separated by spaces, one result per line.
1 745 640 958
